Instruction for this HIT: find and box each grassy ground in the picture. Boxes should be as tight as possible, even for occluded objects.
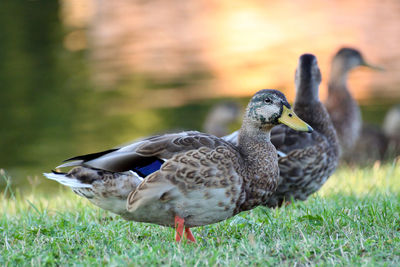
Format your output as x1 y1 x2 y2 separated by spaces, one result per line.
1 160 400 266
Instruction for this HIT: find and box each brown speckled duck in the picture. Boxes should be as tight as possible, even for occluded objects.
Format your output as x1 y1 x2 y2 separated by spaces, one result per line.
224 54 339 207
44 89 312 243
325 47 382 156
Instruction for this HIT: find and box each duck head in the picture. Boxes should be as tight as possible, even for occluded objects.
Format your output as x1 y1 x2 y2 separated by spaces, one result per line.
331 47 383 75
295 53 322 104
243 89 313 133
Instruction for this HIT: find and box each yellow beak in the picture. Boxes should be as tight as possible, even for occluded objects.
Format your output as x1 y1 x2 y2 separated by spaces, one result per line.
278 106 313 132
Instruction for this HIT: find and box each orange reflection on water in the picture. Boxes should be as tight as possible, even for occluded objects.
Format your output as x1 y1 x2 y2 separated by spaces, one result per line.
61 0 400 107
204 0 397 102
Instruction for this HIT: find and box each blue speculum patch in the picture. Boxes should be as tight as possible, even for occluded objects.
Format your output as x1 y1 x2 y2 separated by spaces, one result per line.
133 158 164 177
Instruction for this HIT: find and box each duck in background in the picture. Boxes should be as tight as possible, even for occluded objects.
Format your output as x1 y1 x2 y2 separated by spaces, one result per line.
267 54 340 206
345 124 388 164
339 103 400 165
44 89 312 243
203 101 241 137
383 104 400 157
223 54 339 207
325 47 383 157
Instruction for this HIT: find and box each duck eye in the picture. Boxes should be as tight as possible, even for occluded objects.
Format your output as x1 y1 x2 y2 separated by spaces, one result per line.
264 98 272 104
288 113 293 117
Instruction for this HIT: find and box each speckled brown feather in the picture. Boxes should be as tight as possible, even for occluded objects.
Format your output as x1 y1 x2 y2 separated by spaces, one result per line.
236 133 279 211
122 90 291 226
125 145 245 227
45 90 289 230
223 54 339 207
134 132 230 158
124 129 281 226
67 167 142 215
267 54 340 206
267 102 339 207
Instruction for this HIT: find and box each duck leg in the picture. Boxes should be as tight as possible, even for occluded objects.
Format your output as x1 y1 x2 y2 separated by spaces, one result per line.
174 215 196 243
184 228 196 243
175 215 185 242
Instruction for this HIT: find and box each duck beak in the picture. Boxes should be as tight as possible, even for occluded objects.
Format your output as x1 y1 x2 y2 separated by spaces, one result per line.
361 60 385 71
278 106 313 132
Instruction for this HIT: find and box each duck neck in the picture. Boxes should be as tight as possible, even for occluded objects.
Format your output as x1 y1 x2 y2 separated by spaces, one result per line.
237 123 279 210
327 61 358 120
328 62 349 92
238 121 272 144
294 101 338 147
295 84 319 106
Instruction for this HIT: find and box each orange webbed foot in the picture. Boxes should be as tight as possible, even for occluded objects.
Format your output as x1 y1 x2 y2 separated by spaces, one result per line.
184 227 197 243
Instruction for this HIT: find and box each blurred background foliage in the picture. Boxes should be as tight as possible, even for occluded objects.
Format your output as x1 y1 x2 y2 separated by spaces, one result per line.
0 0 399 191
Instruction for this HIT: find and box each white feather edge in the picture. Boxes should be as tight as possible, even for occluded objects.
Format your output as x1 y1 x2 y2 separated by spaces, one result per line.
222 131 239 144
129 170 144 181
43 172 92 188
56 160 83 168
277 150 287 157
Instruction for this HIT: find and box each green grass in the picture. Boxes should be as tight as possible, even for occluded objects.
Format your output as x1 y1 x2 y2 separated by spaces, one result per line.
1 160 400 266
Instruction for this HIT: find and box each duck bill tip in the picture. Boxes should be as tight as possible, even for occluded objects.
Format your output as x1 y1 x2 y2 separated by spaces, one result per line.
278 106 312 132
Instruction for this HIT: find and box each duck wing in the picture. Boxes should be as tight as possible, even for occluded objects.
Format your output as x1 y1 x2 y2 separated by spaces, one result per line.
125 145 243 227
59 131 234 173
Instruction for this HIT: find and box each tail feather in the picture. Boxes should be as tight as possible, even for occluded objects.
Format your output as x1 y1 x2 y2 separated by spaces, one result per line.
44 167 143 216
43 172 92 188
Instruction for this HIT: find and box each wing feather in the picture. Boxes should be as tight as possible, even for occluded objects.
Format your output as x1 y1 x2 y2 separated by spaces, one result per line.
61 131 234 172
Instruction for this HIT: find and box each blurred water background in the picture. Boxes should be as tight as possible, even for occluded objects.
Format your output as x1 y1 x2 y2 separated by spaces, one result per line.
1 0 400 191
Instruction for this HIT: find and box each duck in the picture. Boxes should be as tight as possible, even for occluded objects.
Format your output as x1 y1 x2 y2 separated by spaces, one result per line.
325 47 383 156
344 124 388 165
203 101 241 137
349 104 400 164
223 54 339 207
383 104 400 157
44 89 312 243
